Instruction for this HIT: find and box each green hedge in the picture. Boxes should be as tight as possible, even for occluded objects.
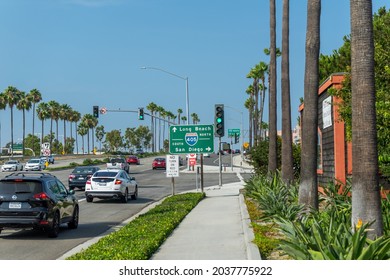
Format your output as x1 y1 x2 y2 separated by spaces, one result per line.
67 192 205 260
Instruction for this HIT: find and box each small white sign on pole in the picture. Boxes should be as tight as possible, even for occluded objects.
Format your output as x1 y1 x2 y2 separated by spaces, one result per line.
166 155 180 177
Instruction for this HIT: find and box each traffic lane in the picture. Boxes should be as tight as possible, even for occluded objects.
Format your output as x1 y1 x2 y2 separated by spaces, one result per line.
0 166 242 259
0 198 147 260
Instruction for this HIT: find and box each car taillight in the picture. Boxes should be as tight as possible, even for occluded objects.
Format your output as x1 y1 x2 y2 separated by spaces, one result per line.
33 192 50 200
115 179 122 185
86 180 91 185
69 174 76 179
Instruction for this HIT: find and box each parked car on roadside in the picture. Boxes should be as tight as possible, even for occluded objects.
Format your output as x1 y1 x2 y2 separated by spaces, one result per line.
1 160 24 172
24 158 46 171
68 166 100 191
0 172 79 238
85 169 138 203
126 155 140 165
152 157 166 170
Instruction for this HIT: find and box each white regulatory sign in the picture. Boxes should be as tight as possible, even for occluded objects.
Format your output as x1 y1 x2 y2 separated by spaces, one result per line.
166 155 179 177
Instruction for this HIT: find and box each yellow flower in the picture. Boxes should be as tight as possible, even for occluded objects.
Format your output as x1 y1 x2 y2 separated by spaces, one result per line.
356 219 363 229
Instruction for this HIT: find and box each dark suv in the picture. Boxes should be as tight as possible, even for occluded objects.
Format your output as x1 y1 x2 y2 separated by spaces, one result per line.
0 172 79 238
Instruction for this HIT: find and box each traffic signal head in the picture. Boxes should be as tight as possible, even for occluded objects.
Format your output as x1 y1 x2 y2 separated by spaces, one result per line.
214 104 224 137
234 133 239 144
138 108 144 120
93 106 99 118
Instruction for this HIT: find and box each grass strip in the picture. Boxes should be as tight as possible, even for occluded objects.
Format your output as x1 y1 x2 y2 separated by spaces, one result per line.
67 192 205 260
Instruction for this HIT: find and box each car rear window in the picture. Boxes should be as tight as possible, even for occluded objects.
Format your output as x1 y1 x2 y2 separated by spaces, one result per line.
0 180 43 194
94 171 118 177
73 167 96 174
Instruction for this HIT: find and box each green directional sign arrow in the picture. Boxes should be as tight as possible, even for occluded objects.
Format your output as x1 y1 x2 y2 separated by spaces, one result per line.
169 124 215 154
228 128 240 137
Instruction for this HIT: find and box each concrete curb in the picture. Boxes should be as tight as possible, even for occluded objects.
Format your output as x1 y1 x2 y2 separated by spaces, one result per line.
236 173 262 260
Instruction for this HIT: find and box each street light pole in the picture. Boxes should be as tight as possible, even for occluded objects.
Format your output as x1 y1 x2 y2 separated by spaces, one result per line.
141 66 190 125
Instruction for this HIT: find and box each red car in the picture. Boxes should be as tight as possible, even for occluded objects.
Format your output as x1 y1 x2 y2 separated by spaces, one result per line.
126 155 140 165
152 157 166 170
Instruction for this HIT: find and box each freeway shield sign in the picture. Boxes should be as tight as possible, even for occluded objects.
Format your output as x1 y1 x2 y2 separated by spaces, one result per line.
169 125 214 154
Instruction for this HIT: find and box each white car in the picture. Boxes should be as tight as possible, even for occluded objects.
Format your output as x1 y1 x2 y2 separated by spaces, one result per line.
85 169 138 203
1 160 24 172
24 158 46 171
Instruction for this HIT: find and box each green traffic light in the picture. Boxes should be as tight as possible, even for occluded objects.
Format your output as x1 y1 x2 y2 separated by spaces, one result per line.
216 117 222 123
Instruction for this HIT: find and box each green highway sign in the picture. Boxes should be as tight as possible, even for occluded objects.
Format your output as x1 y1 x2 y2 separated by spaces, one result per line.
228 128 240 137
169 124 214 154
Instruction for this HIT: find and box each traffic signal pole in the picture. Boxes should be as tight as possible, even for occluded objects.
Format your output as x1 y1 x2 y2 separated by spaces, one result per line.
218 136 222 186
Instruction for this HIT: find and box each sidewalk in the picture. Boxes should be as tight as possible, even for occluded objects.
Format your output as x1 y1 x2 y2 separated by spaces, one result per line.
151 155 261 260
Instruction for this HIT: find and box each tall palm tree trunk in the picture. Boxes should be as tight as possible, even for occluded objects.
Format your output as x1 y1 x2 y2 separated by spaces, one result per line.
22 109 26 156
10 107 14 157
268 0 278 174
350 0 383 238
299 0 321 210
281 0 294 183
32 104 36 153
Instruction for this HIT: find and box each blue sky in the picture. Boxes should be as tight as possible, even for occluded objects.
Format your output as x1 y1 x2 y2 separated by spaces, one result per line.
0 0 388 150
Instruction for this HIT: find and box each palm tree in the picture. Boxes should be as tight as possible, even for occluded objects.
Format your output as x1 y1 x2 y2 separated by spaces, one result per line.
28 89 42 153
77 122 88 155
191 112 200 124
2 86 22 156
350 0 383 237
244 97 255 148
82 114 98 154
71 110 81 154
177 108 183 124
245 85 255 148
281 0 294 184
146 102 158 152
36 102 50 153
268 0 278 174
16 91 32 156
298 0 321 210
156 105 164 151
181 116 187 124
59 104 72 154
47 100 60 146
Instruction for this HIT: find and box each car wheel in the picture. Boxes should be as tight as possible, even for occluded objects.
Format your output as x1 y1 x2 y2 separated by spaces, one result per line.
48 211 60 238
131 186 138 200
68 206 79 229
86 196 93 203
122 189 128 203
69 186 74 191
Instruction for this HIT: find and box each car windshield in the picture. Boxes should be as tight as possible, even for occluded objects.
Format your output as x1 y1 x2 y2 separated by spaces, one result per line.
6 161 17 164
94 171 118 177
110 158 124 163
0 180 43 194
29 159 40 163
155 158 165 162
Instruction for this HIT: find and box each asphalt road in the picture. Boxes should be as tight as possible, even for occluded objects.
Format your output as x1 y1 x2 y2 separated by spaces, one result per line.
0 155 243 260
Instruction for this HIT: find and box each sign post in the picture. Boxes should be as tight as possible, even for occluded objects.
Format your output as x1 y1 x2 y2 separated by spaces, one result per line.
166 155 180 195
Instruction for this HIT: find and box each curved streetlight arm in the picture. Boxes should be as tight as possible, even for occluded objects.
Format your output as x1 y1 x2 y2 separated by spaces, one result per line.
141 66 190 125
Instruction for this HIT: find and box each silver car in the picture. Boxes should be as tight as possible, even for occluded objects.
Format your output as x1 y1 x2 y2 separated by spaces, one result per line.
24 158 46 171
1 160 24 172
85 169 138 203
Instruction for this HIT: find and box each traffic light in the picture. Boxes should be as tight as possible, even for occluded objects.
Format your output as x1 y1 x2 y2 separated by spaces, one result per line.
214 104 224 137
93 106 99 118
234 133 239 144
138 108 144 120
